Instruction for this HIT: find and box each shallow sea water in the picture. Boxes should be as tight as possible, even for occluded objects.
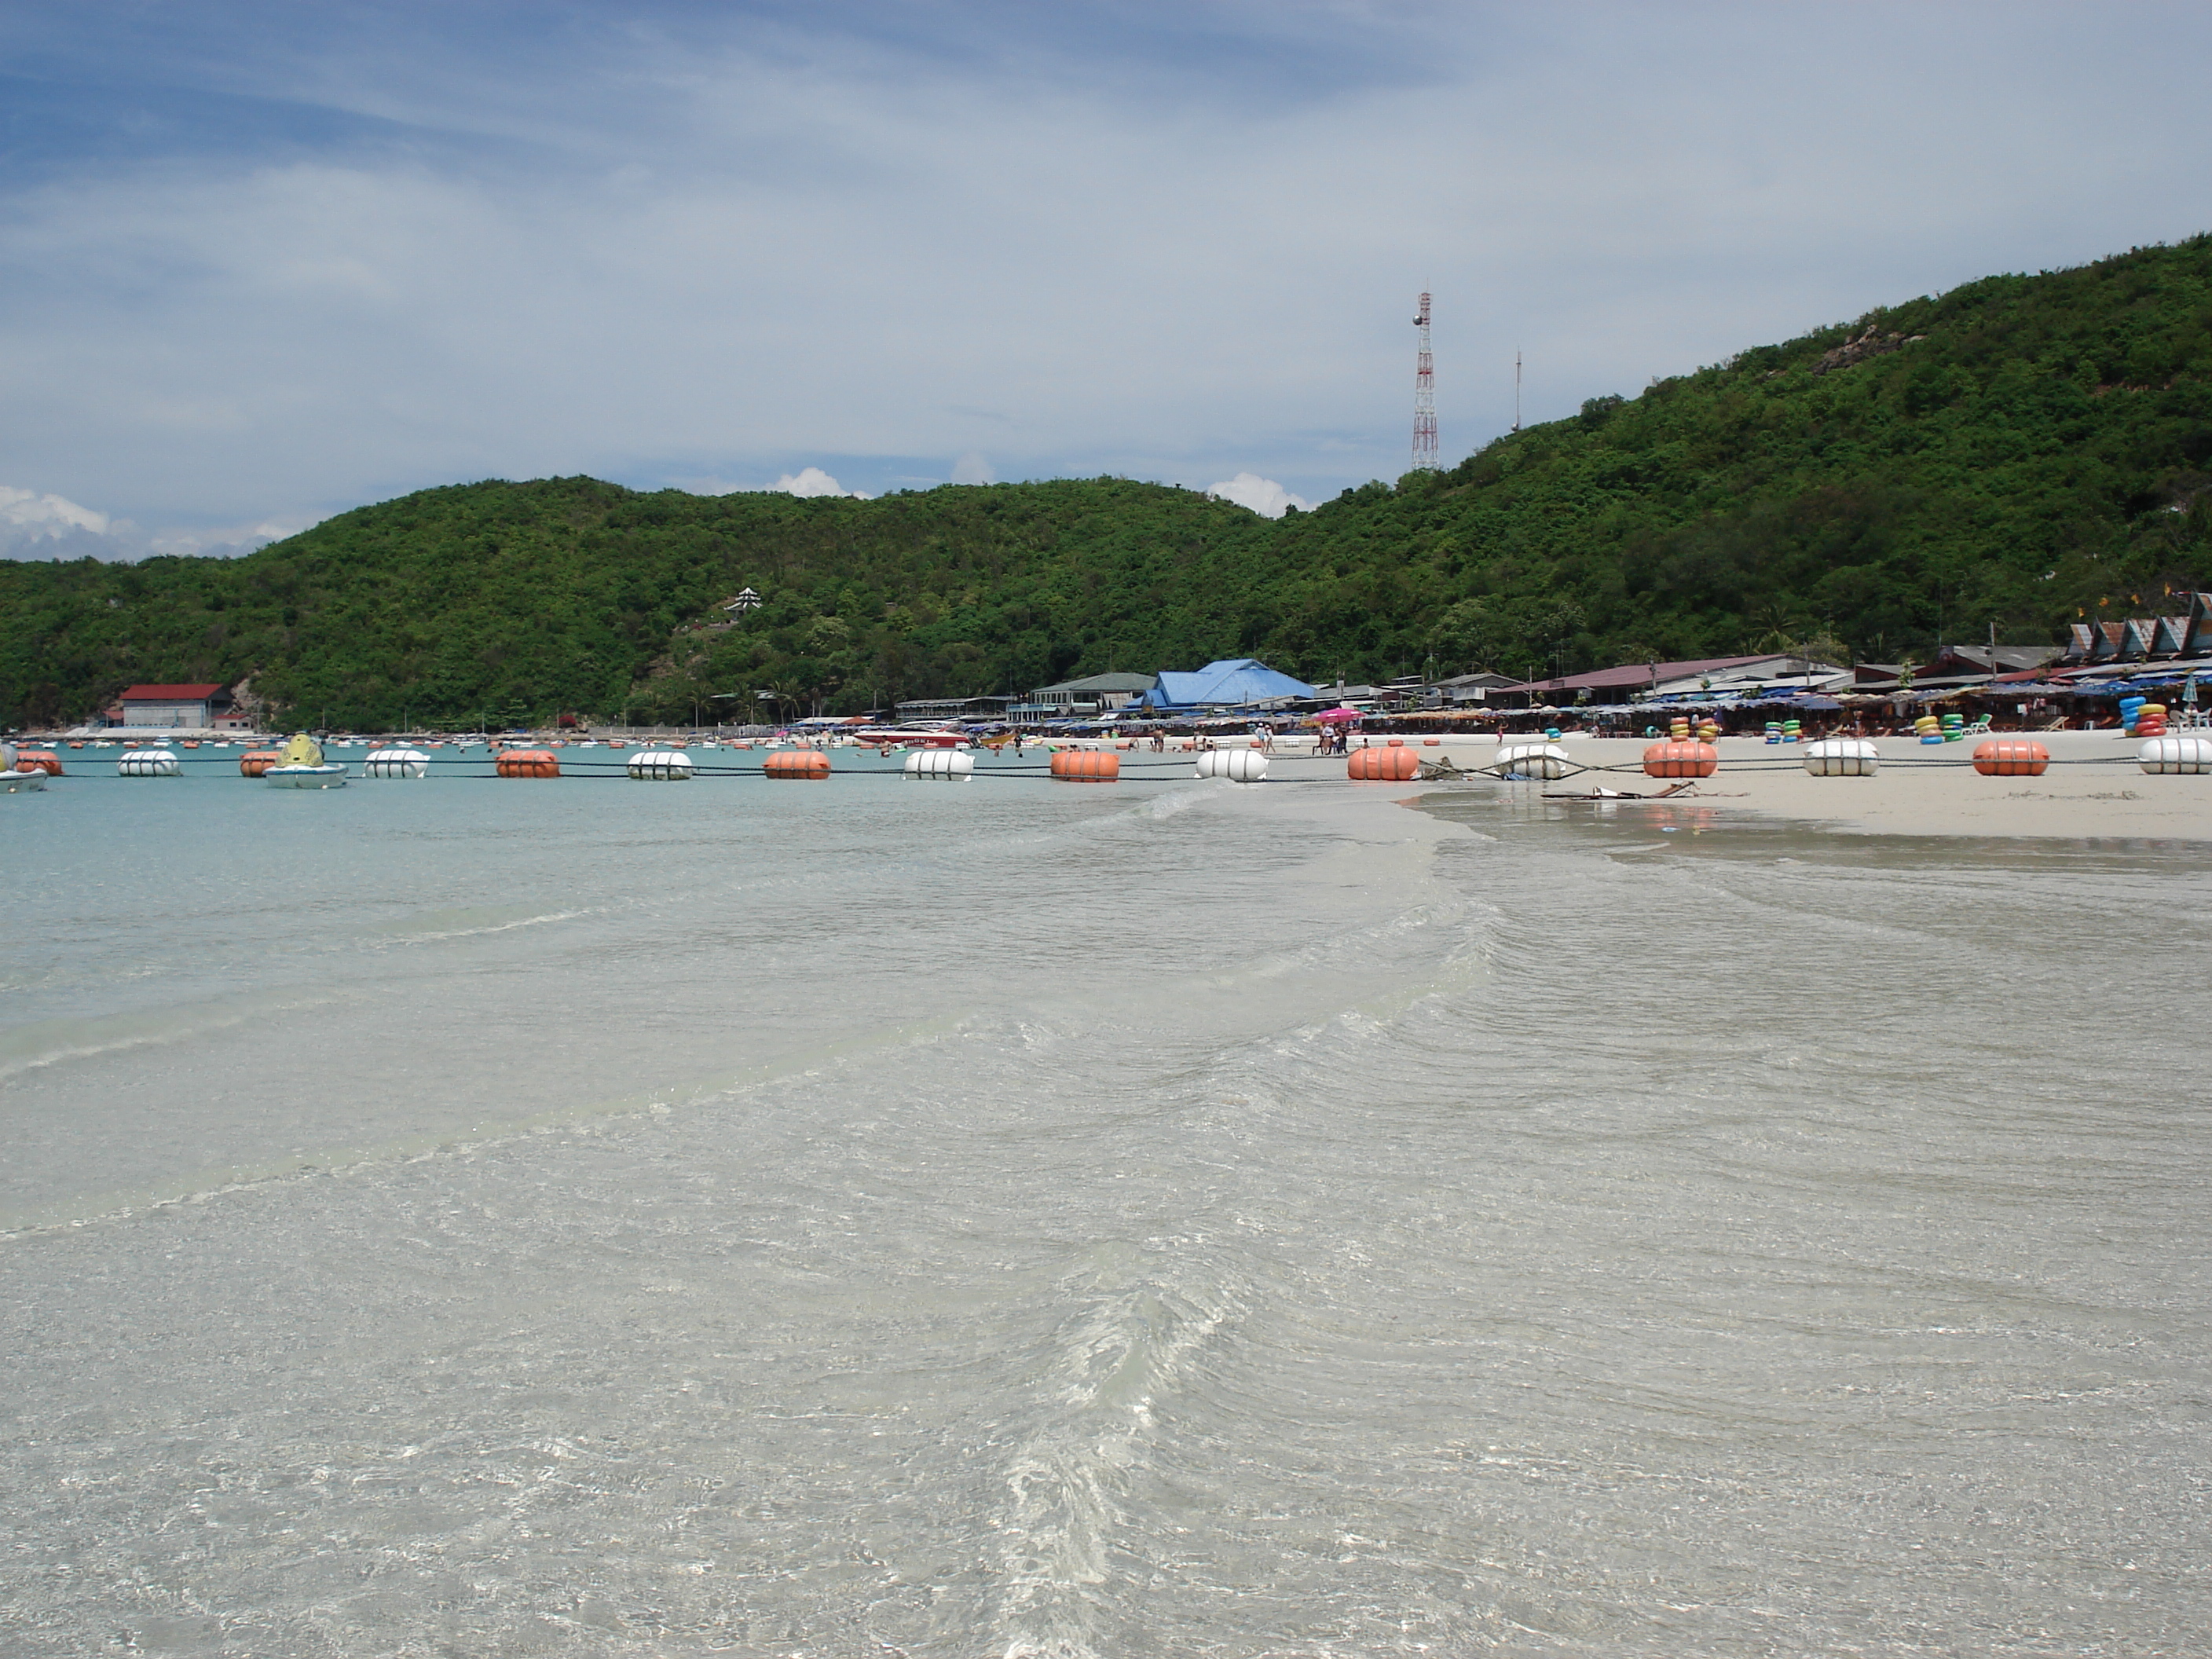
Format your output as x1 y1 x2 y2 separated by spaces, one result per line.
2 757 2207 1656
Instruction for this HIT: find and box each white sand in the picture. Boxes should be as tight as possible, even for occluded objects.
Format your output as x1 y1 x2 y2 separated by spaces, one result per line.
1266 731 2212 841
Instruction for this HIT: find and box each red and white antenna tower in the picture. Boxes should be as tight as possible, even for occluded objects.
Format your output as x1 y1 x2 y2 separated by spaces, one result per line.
1411 291 1437 472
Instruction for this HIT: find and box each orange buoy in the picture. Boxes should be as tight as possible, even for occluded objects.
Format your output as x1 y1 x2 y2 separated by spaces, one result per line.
1642 740 1718 778
13 749 63 775
1423 738 1441 746
764 750 831 779
238 749 281 777
1972 739 2049 776
1386 738 1405 747
496 749 561 778
1049 750 1120 781
1348 746 1419 781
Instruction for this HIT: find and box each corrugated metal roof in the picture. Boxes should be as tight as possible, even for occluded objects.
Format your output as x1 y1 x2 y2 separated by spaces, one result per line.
1147 660 1319 707
1031 672 1158 695
1503 654 1802 694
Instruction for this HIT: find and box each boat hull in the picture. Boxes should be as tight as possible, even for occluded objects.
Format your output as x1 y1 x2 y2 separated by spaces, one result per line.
850 729 964 748
265 764 349 789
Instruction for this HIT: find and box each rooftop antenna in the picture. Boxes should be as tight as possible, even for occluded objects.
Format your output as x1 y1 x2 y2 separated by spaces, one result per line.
1410 291 1437 472
1513 350 1522 432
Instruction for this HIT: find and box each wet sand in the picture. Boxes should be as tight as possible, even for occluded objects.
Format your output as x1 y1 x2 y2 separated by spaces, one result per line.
1392 730 2211 841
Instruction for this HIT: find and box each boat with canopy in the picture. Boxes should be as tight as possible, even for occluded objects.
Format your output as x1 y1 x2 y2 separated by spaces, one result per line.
263 732 349 788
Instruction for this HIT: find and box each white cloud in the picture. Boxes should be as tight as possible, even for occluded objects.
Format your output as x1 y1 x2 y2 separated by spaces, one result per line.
0 485 297 560
147 519 298 556
951 451 996 485
767 467 870 499
5 5 2212 529
1208 472 1311 518
1 485 109 539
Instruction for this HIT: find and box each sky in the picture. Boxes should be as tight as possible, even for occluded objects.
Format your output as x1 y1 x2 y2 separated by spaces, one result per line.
5 1 2212 558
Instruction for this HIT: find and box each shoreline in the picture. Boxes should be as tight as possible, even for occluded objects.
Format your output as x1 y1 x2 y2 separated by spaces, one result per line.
16 728 2207 842
1375 731 2210 842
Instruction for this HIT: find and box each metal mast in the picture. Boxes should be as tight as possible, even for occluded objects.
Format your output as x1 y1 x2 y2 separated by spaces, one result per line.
1411 291 1437 472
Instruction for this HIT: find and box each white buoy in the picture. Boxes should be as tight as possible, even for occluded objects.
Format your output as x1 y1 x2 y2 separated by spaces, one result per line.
1194 748 1268 782
118 749 181 777
1803 738 1880 777
904 749 975 780
628 749 695 780
1493 742 1570 780
2137 735 2212 775
362 747 430 778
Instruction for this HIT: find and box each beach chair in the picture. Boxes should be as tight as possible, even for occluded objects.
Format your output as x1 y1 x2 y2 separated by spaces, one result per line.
1961 714 1992 735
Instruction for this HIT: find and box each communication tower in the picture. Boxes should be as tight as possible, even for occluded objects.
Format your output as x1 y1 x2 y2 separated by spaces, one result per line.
1411 291 1437 471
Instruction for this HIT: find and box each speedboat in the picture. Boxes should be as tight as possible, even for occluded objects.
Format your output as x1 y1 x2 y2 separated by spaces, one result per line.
850 727 964 748
264 732 349 788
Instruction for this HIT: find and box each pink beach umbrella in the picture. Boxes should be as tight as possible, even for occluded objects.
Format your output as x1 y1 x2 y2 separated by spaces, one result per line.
1313 706 1363 723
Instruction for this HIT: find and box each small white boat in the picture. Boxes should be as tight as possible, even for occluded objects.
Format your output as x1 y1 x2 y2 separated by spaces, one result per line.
0 745 44 792
265 733 349 788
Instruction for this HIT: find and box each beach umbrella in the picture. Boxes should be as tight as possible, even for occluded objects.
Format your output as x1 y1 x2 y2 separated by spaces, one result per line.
1314 706 1363 723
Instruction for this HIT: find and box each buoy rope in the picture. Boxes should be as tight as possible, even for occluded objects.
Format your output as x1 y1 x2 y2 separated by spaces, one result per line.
53 748 2170 784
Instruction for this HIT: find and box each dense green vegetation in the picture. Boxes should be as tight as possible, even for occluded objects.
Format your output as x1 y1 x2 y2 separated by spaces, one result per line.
7 236 2212 728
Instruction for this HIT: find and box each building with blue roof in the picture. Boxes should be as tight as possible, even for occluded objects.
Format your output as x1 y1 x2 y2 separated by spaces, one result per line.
1141 659 1320 711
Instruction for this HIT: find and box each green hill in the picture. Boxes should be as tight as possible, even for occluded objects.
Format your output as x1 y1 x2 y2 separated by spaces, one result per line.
0 477 1281 729
6 236 2212 729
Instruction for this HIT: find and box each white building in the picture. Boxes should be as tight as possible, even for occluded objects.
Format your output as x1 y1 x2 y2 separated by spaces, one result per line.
115 683 233 727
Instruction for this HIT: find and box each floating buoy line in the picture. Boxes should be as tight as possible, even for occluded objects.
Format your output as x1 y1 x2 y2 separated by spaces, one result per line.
19 734 2208 793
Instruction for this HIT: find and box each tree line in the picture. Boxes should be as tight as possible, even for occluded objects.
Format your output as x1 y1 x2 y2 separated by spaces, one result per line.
5 235 2211 730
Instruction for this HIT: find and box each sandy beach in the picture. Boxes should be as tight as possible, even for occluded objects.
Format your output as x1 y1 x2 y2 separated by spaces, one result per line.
1363 729 2210 841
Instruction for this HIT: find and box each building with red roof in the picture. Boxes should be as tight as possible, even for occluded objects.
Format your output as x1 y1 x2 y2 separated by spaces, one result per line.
115 683 233 728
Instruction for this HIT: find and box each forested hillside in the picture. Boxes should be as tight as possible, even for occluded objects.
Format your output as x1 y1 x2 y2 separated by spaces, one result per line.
7 236 2212 729
0 478 1280 728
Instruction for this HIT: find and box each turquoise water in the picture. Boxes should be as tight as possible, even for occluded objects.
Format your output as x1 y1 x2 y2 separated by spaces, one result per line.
2 764 2207 1655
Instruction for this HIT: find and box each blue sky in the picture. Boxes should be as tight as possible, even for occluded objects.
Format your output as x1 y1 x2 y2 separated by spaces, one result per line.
5 1 2212 556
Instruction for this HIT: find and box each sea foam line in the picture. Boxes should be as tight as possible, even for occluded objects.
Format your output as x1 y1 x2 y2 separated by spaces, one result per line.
992 1262 1246 1659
